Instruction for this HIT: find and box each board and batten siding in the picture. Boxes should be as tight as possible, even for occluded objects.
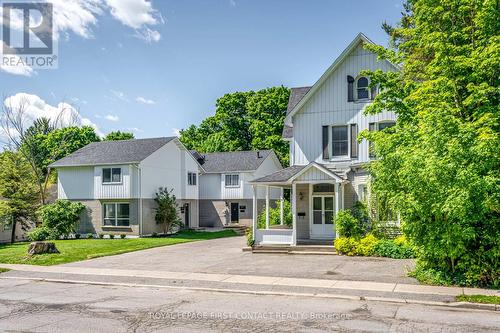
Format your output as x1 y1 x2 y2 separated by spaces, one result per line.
199 174 221 199
94 165 132 199
292 43 397 166
57 166 94 199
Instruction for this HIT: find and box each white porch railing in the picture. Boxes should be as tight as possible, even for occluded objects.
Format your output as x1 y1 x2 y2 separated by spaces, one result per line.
255 229 293 245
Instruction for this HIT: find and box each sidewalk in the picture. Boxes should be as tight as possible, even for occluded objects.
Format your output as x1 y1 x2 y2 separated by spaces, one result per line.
1 263 498 303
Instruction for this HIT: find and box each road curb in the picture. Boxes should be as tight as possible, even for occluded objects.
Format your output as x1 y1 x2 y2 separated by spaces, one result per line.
1 275 498 312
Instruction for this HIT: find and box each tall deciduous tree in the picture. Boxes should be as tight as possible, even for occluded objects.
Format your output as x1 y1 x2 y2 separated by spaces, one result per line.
104 131 135 141
361 0 499 286
0 151 39 243
179 87 290 164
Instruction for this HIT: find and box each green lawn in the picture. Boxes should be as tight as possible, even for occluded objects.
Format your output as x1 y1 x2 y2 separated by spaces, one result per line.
456 294 500 305
0 230 237 266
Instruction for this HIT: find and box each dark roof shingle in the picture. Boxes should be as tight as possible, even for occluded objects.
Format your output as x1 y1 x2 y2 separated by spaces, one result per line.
50 137 176 167
250 165 305 183
287 86 311 114
193 150 277 173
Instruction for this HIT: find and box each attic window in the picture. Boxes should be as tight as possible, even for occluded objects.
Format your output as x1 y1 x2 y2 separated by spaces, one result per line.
356 77 369 100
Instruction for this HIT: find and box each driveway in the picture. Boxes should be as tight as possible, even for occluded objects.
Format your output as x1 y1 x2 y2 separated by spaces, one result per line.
63 236 417 284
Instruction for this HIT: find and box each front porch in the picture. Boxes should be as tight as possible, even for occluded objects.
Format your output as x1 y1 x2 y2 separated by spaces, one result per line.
250 163 348 246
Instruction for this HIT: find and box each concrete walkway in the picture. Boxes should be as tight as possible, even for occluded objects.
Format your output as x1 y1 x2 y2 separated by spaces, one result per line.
1 263 498 299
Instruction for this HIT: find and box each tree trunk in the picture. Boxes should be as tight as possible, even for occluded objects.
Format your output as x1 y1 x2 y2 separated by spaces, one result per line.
28 242 59 255
10 218 16 244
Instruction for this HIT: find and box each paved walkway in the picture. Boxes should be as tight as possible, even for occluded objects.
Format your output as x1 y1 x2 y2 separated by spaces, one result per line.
1 263 498 299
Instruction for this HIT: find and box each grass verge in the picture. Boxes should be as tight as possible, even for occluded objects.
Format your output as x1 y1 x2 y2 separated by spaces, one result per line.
456 295 500 305
0 230 237 266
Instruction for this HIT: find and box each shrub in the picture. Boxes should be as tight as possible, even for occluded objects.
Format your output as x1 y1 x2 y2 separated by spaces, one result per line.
109 234 115 239
257 200 292 229
120 234 126 239
350 201 371 233
87 233 94 239
334 237 358 256
374 239 416 259
75 233 81 239
151 232 158 238
154 188 183 234
98 233 104 239
245 228 254 247
27 227 50 241
335 210 363 238
356 234 379 256
38 200 85 239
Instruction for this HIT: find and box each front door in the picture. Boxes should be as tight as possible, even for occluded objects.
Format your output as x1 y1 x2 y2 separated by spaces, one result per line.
311 196 335 239
184 203 190 228
230 203 239 223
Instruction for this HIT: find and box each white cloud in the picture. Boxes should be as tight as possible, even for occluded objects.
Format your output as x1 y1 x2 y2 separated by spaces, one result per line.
109 89 129 102
127 127 143 133
135 96 155 105
105 114 119 122
172 128 181 137
0 42 35 77
1 93 102 137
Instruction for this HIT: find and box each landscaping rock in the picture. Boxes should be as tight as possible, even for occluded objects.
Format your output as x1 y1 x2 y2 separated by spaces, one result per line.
28 242 59 255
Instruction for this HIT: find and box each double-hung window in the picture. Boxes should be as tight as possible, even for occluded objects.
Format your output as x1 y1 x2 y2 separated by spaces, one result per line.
188 172 197 186
103 203 130 226
225 174 240 187
102 168 122 184
331 125 349 157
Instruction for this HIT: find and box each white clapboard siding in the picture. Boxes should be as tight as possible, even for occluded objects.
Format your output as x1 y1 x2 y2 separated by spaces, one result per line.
94 165 132 199
58 167 94 199
292 42 397 166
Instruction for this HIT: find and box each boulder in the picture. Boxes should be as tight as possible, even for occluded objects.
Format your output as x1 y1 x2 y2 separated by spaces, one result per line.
27 242 59 255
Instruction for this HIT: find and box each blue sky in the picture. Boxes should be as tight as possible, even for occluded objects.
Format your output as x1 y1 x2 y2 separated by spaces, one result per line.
1 0 404 138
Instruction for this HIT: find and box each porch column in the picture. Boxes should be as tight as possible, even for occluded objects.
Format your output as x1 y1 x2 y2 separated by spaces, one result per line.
292 182 297 245
265 185 270 229
252 185 258 244
280 188 284 225
335 183 340 236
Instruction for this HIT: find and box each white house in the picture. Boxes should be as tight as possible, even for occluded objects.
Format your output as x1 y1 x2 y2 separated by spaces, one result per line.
50 137 203 236
192 150 283 227
250 33 398 245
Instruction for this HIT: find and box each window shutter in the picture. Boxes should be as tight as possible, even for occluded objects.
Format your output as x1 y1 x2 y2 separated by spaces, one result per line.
322 125 329 160
369 122 376 158
350 124 358 158
371 84 378 100
347 76 354 102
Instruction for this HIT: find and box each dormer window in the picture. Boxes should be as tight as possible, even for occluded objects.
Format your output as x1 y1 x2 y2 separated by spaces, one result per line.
356 77 369 100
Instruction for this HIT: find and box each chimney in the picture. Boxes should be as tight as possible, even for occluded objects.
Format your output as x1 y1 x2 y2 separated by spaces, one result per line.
257 151 262 158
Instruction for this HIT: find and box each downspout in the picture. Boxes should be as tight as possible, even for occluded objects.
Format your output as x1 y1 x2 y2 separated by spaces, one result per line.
132 164 143 237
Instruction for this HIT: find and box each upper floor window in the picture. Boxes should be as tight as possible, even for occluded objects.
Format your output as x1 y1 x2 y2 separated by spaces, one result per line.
331 125 349 157
225 174 240 187
102 168 122 184
369 121 397 157
188 172 197 186
356 77 369 100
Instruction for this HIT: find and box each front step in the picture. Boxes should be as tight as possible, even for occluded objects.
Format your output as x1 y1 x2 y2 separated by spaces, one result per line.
251 245 337 255
224 225 247 236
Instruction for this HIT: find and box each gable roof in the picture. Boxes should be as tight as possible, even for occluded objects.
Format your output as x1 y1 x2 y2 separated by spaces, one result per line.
50 137 176 168
249 162 347 185
191 150 278 173
284 33 394 126
283 86 312 139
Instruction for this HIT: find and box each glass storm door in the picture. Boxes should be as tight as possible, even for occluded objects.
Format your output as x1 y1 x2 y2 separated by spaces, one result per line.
311 196 336 239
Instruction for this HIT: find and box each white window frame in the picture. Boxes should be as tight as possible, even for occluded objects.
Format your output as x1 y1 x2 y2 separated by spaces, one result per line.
187 172 197 186
329 124 353 160
102 167 122 184
224 174 240 188
102 202 130 227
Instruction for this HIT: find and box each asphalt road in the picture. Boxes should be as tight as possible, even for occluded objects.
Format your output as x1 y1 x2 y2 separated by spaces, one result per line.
0 278 498 333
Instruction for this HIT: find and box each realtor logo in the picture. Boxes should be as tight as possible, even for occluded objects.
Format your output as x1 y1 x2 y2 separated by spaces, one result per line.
1 1 58 69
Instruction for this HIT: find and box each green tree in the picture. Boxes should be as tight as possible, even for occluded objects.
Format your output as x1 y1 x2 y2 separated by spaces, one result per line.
34 200 85 240
104 131 135 141
0 151 39 243
361 0 499 287
180 86 290 164
154 188 182 235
